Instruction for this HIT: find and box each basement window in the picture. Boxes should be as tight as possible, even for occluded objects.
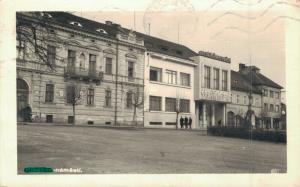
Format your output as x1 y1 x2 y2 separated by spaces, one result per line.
149 122 162 125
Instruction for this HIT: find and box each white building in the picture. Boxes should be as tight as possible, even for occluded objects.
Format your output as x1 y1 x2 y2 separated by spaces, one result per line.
192 51 232 129
142 35 198 128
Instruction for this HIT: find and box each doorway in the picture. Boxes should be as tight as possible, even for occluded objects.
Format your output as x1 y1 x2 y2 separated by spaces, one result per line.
17 79 29 121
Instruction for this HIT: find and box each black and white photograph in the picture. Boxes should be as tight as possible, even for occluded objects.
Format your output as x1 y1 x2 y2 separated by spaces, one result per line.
0 0 300 186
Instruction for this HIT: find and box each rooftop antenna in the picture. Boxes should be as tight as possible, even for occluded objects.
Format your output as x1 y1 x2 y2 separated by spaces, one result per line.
148 23 151 36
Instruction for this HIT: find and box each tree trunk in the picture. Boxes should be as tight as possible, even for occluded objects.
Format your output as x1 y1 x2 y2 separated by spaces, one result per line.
132 106 137 126
176 112 179 130
72 103 75 126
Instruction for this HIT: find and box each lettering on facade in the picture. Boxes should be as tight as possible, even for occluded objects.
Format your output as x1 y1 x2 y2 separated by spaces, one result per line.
200 89 231 102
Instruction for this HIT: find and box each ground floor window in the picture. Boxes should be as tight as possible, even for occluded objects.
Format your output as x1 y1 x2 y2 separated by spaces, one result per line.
149 96 161 111
180 99 190 113
165 97 176 112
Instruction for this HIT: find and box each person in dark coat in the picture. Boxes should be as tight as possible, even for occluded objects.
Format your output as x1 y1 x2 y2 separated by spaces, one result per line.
184 116 188 129
23 104 32 122
188 117 192 129
180 116 184 129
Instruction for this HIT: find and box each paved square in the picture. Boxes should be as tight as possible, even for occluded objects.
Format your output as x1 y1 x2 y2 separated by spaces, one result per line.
18 125 286 174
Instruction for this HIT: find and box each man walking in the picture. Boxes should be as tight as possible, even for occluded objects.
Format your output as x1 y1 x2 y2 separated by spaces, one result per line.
180 116 184 129
188 117 192 129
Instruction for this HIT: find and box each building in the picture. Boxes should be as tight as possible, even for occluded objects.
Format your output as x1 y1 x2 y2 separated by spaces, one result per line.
228 64 282 129
16 12 285 129
192 51 232 129
16 12 145 126
142 34 197 128
227 70 262 127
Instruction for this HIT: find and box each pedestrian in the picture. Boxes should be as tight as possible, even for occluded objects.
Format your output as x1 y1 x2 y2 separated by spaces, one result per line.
180 116 184 129
23 104 32 122
188 117 192 129
184 116 188 129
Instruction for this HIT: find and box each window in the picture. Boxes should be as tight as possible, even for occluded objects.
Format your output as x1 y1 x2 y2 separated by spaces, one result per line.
126 92 133 108
270 91 274 98
105 57 113 74
68 50 76 67
275 92 279 99
89 54 96 75
128 61 134 79
96 28 108 34
275 105 279 112
237 95 239 104
17 39 25 59
47 45 56 66
204 66 210 88
87 88 94 105
166 70 177 84
165 98 176 112
79 53 85 70
105 90 111 107
149 122 162 125
66 85 76 104
264 103 268 111
45 84 54 103
263 89 268 96
180 73 190 86
68 116 74 124
150 67 162 82
222 70 228 91
70 21 82 27
149 96 161 111
46 115 53 123
270 104 274 112
213 68 219 90
244 96 247 105
180 99 190 113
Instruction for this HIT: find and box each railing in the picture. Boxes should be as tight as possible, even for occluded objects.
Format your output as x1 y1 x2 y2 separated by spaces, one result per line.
64 66 103 84
103 73 144 85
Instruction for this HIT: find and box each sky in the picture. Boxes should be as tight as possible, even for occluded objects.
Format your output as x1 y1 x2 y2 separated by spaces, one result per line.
73 0 300 91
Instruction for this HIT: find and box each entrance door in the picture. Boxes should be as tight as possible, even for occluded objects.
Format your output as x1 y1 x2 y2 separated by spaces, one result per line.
17 79 29 121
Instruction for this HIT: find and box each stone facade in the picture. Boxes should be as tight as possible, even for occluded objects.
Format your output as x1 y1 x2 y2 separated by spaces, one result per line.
16 12 145 126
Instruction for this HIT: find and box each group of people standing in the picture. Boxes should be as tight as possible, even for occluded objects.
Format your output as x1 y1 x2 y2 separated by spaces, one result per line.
180 116 192 129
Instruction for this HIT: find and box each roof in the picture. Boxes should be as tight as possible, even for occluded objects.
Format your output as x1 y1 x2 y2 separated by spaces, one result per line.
242 71 283 89
231 70 261 94
19 11 198 61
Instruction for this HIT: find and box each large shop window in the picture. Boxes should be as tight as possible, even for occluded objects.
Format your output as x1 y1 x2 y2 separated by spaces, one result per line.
149 96 161 111
45 84 54 103
222 70 228 91
165 97 176 112
166 70 177 84
204 66 210 88
213 68 219 90
150 67 162 82
180 99 190 113
180 73 190 86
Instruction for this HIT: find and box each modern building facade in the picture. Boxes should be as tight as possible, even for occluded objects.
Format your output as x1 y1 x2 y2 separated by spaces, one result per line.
16 11 284 130
142 35 197 128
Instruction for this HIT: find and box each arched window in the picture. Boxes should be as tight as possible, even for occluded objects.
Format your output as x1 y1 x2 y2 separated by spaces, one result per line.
79 53 85 70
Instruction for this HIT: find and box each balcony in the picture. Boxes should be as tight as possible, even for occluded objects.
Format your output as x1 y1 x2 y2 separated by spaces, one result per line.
64 66 103 85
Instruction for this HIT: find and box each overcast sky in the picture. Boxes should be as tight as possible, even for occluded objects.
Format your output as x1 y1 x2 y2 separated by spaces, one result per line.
72 0 299 90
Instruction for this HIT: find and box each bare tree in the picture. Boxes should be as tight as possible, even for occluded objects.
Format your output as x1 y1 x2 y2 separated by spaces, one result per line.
131 85 144 126
67 83 84 125
175 90 183 130
16 12 63 69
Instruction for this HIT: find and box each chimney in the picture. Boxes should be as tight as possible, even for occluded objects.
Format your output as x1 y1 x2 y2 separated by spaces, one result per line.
239 63 246 71
105 21 113 25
